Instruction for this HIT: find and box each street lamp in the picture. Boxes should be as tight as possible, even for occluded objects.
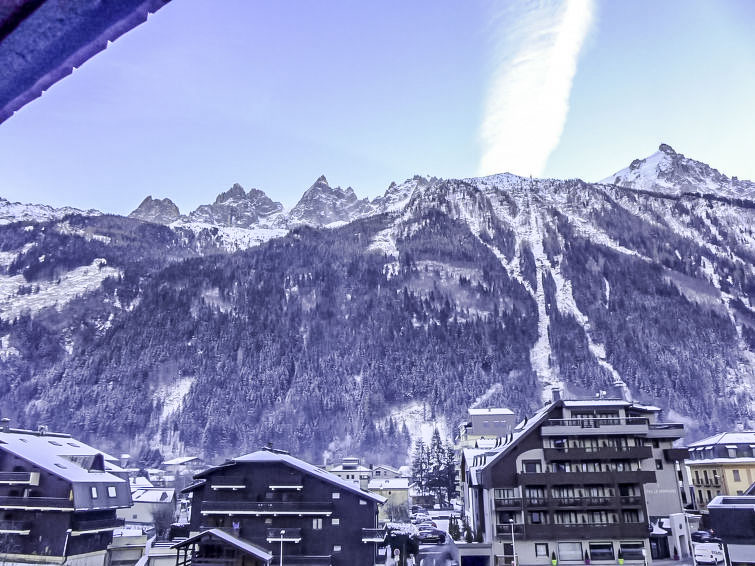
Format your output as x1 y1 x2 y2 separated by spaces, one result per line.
279 530 285 566
509 518 517 566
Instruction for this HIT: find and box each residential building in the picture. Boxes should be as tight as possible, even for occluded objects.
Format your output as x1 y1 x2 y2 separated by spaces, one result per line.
183 447 386 566
685 431 755 512
173 529 272 566
116 486 176 531
460 396 689 566
0 422 131 566
327 456 373 489
706 494 755 566
368 477 410 523
457 408 516 449
372 464 403 480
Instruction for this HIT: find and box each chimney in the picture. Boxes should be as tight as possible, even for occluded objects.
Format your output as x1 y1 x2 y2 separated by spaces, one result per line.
551 387 561 402
38 425 48 436
0 417 10 432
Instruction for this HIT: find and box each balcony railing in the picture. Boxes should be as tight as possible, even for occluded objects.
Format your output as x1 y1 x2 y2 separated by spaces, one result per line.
495 523 526 538
0 496 74 510
211 476 246 489
546 417 648 427
0 520 31 533
524 521 649 539
543 446 652 461
517 470 656 486
266 527 302 541
494 497 522 508
552 496 613 507
200 500 332 515
72 517 125 532
0 471 39 485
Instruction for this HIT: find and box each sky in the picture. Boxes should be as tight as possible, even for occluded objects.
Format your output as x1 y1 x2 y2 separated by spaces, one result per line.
0 0 753 215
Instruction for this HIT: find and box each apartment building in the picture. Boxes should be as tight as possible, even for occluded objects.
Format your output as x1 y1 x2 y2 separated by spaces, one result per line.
0 422 131 566
461 396 689 566
685 431 755 512
183 447 386 566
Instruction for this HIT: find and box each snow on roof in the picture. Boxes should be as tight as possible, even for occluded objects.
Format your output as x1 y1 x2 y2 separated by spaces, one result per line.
328 463 372 472
562 399 630 408
468 408 514 416
373 464 401 474
130 476 154 488
0 429 126 485
475 438 498 449
233 450 386 504
368 478 409 491
172 529 273 561
163 456 200 466
688 431 755 448
131 487 175 503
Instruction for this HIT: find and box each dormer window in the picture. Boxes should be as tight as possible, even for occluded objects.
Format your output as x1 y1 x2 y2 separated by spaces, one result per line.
107 486 117 497
91 486 98 499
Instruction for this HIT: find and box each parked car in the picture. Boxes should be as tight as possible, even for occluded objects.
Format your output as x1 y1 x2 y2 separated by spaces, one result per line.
693 543 725 565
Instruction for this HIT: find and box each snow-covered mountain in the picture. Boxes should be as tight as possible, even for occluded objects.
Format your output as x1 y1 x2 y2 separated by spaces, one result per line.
129 196 181 224
602 143 755 199
0 196 101 225
188 183 285 228
0 143 753 462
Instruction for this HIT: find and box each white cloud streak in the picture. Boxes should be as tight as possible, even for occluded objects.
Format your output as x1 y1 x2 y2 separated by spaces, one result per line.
478 0 594 177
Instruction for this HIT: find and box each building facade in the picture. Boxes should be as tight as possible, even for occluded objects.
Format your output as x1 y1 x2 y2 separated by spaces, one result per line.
0 424 131 566
184 448 385 566
685 431 755 512
327 456 373 490
461 398 688 566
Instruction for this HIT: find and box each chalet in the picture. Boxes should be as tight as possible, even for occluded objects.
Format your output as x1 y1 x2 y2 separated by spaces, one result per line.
183 448 386 566
0 422 131 565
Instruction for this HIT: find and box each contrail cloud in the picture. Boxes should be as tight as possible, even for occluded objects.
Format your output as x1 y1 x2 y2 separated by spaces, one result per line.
478 0 594 178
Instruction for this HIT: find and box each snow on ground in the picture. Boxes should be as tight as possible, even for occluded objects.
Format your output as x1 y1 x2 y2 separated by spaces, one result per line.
381 401 452 445
171 221 287 251
0 334 19 360
368 227 399 257
0 258 121 321
154 377 194 421
0 198 101 225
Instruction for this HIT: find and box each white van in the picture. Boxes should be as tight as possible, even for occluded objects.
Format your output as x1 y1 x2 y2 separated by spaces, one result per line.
693 543 726 565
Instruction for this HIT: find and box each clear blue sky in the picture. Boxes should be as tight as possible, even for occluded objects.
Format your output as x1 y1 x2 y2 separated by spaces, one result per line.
0 0 753 214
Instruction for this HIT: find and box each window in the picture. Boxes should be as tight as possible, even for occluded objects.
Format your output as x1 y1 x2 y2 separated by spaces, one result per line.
332 492 340 499
359 500 367 505
313 518 323 530
707 490 712 501
107 486 117 497
332 518 340 526
535 544 549 557
523 461 541 473
48 440 62 446
694 470 700 483
619 542 645 560
90 486 98 499
733 469 741 481
529 511 544 524
376 471 381 476
655 459 663 470
333 545 342 552
727 447 737 458
558 542 583 561
589 543 615 561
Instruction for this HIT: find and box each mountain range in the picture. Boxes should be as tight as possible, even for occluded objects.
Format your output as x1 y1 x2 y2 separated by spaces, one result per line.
0 144 752 464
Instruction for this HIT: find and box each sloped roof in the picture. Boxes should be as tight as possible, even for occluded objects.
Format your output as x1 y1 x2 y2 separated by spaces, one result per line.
0 428 126 484
172 529 273 562
163 456 200 465
230 450 386 504
688 431 755 448
131 487 175 503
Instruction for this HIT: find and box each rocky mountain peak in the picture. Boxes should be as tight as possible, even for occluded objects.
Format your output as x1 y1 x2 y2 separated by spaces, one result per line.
189 184 284 228
129 195 181 224
288 175 374 226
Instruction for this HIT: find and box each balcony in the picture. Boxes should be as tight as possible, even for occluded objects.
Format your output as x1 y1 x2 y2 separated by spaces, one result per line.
516 470 656 486
646 423 685 439
72 517 125 534
0 520 31 534
543 446 653 461
200 500 332 516
0 471 39 486
524 521 649 539
362 527 385 543
210 476 246 490
494 497 522 508
0 495 74 510
266 527 302 542
541 418 649 436
495 523 526 539
552 496 613 508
